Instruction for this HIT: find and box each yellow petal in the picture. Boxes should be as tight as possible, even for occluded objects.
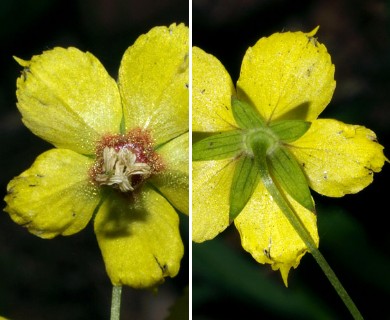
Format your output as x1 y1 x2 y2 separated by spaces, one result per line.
192 159 236 242
118 23 189 145
237 27 335 122
192 46 237 132
15 48 122 155
150 132 189 215
4 149 99 238
94 187 184 288
289 119 386 197
234 181 319 287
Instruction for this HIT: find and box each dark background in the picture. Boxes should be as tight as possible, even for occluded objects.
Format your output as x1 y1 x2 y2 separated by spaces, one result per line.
193 0 390 319
0 1 188 319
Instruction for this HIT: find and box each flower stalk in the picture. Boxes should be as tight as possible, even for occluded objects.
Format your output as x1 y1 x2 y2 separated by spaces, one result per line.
110 285 122 320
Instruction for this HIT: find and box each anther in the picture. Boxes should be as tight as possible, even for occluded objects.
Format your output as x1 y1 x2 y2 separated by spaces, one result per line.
95 147 151 192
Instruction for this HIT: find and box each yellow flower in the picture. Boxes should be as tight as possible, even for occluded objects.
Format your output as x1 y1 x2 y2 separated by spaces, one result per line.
4 23 189 288
192 27 386 286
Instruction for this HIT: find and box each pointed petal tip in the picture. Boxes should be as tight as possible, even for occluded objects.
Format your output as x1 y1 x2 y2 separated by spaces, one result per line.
278 265 291 287
13 56 28 67
307 26 320 37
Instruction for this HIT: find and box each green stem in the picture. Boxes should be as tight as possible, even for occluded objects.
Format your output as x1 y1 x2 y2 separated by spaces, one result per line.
253 140 363 320
110 285 122 320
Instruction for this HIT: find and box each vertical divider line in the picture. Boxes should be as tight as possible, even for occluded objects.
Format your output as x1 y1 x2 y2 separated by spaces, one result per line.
188 3 193 319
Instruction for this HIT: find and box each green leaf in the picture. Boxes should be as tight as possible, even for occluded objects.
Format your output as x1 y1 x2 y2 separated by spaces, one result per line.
231 97 265 129
267 145 315 212
229 155 260 220
270 120 311 142
192 130 244 161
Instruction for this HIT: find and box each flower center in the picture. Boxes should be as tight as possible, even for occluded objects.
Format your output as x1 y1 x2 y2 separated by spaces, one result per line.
95 147 151 192
90 128 164 192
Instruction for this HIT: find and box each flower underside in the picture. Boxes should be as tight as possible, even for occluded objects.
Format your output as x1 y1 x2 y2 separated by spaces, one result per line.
193 98 314 219
91 128 164 192
191 29 387 287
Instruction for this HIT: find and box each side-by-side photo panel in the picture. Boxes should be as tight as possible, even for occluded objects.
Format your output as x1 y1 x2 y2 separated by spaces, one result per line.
192 1 390 319
0 1 189 319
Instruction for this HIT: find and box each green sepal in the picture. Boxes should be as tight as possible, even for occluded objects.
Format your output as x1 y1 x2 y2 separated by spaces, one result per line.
267 145 315 212
231 97 265 129
229 155 260 221
270 120 311 143
192 130 244 161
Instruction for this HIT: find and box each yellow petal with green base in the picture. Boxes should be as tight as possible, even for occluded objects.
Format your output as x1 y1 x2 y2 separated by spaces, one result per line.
237 27 335 123
15 48 122 155
234 181 319 287
192 46 236 132
4 149 99 238
118 23 189 146
192 159 236 242
151 132 189 215
289 118 387 197
94 187 183 288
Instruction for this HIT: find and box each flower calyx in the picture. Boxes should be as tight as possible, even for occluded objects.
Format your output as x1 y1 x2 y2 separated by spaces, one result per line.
192 97 315 220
